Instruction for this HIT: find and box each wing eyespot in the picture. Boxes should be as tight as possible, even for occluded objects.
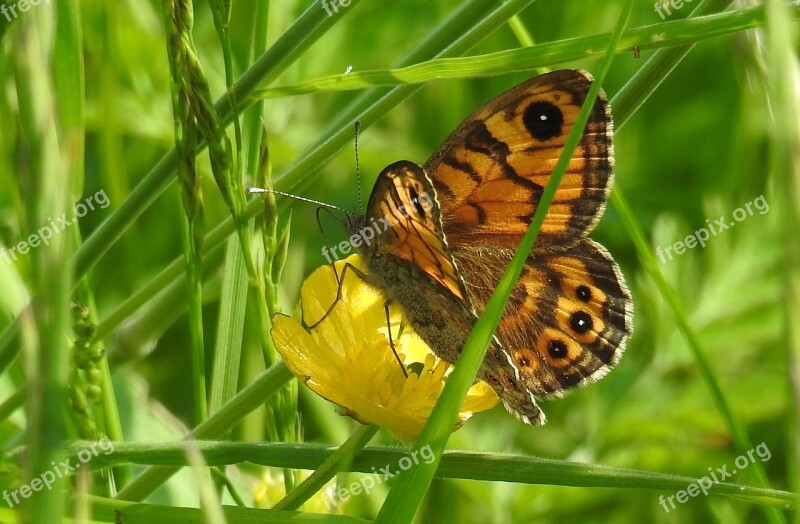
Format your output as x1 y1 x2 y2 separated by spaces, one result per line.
522 101 564 141
547 339 568 359
569 310 593 334
576 285 592 302
408 186 428 219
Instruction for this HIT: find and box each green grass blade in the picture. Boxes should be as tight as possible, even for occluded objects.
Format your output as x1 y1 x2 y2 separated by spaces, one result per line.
85 442 794 510
208 237 248 417
250 5 796 100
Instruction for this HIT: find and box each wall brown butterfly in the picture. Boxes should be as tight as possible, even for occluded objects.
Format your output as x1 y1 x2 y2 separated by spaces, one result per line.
334 69 633 425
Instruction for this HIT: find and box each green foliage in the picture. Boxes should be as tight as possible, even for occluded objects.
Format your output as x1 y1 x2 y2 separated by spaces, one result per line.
0 0 796 522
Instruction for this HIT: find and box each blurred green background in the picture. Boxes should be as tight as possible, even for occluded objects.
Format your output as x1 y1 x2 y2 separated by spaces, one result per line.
0 0 797 522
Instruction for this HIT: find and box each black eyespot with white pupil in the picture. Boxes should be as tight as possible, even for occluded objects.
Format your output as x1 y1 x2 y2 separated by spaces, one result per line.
548 339 568 359
570 311 593 334
576 285 592 302
523 101 564 142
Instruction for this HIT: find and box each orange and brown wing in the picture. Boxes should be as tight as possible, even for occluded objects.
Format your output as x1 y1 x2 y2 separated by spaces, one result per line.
424 70 613 248
453 238 632 398
364 160 469 302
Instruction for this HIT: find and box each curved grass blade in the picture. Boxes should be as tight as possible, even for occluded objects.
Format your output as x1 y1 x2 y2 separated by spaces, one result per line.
250 5 797 100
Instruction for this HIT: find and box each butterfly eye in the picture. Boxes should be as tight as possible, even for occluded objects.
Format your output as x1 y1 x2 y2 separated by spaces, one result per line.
522 101 564 142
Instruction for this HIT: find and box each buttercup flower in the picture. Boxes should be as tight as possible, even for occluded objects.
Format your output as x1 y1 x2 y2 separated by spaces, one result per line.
272 255 499 442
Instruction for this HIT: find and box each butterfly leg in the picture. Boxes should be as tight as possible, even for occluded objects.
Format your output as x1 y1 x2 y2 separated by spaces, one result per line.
305 262 369 330
315 206 346 256
383 300 408 378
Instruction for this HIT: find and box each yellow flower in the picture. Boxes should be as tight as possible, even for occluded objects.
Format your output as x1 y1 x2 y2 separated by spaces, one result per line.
272 254 499 442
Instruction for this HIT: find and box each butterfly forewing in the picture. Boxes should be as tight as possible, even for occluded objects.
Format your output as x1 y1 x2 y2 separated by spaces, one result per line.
424 70 613 248
364 160 470 302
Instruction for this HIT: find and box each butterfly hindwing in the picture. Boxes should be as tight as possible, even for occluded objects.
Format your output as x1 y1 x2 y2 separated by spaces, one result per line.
452 240 632 399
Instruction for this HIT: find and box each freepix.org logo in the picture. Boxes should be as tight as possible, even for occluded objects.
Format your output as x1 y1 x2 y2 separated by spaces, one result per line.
322 444 436 510
658 442 772 513
655 194 769 264
3 436 114 508
0 189 110 265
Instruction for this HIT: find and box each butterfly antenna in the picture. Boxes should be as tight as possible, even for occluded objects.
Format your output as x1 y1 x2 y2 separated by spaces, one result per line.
354 120 363 213
245 187 346 213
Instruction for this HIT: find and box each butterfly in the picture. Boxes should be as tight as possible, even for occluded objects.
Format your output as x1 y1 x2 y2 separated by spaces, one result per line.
334 69 632 426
